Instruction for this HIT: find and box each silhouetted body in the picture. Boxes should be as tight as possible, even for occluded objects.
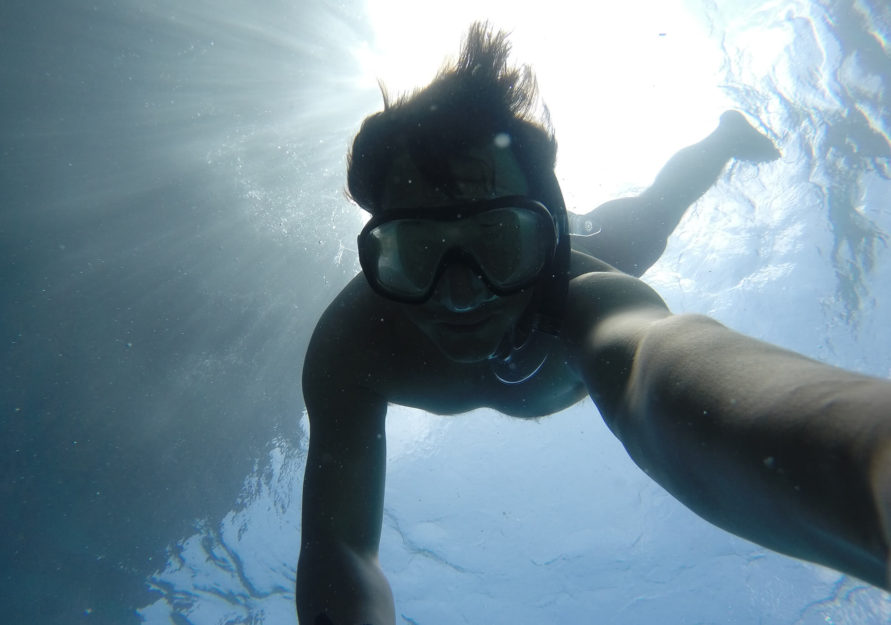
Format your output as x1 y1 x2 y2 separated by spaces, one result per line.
297 24 891 625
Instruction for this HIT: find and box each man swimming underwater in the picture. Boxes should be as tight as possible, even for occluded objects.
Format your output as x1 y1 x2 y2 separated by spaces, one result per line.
297 23 891 625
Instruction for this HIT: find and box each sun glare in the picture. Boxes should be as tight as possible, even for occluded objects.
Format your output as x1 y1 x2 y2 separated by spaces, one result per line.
358 0 729 209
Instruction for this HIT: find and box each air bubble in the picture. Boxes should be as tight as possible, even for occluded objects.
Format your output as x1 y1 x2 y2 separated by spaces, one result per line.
493 133 511 148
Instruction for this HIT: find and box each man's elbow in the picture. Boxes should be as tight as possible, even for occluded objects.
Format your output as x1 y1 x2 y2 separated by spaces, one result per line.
296 540 395 625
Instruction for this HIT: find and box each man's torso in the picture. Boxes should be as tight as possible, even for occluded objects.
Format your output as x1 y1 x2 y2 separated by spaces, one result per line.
305 251 617 419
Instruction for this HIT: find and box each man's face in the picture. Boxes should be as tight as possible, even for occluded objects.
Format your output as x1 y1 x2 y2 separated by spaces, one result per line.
379 140 536 363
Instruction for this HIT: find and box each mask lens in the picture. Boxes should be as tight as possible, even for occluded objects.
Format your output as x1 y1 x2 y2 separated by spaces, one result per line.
469 207 552 289
365 219 446 299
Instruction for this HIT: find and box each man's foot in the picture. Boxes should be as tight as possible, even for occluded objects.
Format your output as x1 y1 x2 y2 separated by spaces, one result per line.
720 110 781 163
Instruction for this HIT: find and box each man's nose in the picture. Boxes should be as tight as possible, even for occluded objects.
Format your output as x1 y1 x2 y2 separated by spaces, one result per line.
432 263 496 312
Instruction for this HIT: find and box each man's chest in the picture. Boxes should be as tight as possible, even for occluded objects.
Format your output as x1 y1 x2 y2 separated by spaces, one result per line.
378 343 587 419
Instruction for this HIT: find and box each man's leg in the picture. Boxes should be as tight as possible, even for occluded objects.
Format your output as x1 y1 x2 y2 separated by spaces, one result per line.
571 111 780 276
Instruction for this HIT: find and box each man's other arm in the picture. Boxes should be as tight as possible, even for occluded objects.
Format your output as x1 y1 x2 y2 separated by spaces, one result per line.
297 323 395 625
564 271 891 588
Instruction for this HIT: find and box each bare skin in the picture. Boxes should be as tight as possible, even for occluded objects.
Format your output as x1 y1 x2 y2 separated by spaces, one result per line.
297 140 891 625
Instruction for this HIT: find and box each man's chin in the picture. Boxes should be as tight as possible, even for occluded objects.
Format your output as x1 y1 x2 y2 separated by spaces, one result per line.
437 346 495 364
429 328 502 363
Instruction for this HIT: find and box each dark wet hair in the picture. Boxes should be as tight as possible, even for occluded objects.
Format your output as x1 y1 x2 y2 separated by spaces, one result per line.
347 22 570 343
346 21 560 214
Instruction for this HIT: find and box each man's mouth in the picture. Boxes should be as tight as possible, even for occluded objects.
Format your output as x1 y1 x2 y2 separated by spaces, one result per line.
437 314 493 331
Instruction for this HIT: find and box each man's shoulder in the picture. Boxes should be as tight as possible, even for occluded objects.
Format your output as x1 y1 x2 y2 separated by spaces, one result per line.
567 251 667 308
563 266 671 342
306 274 403 365
303 275 450 399
312 274 382 329
568 248 619 277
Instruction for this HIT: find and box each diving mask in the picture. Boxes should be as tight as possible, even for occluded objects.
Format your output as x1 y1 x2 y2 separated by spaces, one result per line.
358 196 558 304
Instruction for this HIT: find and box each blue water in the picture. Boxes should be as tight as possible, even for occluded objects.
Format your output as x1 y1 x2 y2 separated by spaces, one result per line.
2 0 890 624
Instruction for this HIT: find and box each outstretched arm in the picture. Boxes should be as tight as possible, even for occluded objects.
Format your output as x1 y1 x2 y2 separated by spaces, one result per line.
564 272 891 587
297 329 395 625
571 111 781 276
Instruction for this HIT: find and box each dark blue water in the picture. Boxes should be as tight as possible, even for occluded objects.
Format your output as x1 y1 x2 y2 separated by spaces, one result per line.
2 0 889 623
